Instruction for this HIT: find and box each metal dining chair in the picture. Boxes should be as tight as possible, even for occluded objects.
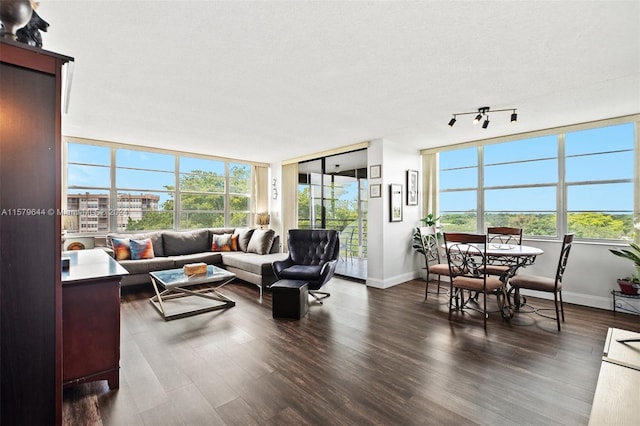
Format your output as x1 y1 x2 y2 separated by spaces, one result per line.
414 227 450 300
444 232 507 329
487 227 523 246
508 234 574 331
484 227 523 279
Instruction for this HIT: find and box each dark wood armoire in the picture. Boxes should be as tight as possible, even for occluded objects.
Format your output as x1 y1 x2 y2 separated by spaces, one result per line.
0 38 73 425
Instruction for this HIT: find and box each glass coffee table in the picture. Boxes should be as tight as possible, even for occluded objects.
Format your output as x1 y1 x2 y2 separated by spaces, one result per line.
149 265 236 321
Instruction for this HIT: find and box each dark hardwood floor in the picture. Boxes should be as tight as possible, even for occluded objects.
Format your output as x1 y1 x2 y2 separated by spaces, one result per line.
63 278 640 425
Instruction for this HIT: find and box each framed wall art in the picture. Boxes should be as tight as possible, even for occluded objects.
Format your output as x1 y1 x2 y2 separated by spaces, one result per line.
406 169 418 206
370 183 381 198
370 164 381 179
389 183 403 222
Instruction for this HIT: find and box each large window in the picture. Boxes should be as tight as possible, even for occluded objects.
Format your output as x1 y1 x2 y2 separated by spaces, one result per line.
565 124 635 239
66 143 112 233
438 120 636 240
117 148 175 231
483 135 558 236
228 162 251 227
178 156 226 229
439 147 478 232
65 140 253 234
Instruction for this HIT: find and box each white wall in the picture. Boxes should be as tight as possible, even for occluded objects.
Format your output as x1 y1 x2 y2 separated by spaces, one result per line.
517 239 640 313
366 139 423 288
268 162 283 251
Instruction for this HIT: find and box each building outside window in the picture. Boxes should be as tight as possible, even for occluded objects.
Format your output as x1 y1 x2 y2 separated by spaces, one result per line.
116 148 174 231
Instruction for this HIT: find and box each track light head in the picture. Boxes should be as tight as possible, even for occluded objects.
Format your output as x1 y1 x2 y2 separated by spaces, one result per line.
448 116 457 127
511 110 518 123
473 114 483 124
482 118 490 129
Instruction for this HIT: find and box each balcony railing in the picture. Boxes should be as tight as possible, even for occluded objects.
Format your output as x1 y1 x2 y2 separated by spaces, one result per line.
298 218 367 259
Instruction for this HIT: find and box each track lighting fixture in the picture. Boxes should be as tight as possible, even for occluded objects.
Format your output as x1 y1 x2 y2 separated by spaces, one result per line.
447 106 518 129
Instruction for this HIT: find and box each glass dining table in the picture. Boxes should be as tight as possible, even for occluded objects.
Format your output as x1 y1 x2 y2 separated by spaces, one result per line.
485 243 544 279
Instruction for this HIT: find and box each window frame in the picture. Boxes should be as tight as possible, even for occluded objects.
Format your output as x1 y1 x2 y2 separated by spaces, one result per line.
433 115 639 242
63 138 257 234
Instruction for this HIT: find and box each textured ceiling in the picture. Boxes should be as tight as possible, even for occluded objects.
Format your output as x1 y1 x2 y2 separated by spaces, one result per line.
36 1 640 164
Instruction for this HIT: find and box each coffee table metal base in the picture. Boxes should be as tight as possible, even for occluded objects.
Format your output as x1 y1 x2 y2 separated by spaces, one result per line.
149 276 235 321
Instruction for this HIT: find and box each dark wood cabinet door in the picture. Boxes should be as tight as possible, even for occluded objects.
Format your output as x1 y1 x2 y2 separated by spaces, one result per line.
63 278 121 389
1 39 72 425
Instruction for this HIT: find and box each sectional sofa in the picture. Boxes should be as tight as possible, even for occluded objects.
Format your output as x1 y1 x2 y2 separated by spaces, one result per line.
104 227 287 295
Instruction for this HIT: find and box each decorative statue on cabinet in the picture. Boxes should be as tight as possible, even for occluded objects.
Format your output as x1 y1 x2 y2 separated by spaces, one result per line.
16 9 48 47
0 0 48 48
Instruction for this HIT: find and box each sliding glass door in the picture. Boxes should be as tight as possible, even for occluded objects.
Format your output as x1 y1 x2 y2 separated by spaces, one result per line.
297 149 368 280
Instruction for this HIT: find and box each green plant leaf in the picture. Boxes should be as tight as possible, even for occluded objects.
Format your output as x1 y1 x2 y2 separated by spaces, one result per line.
610 242 640 281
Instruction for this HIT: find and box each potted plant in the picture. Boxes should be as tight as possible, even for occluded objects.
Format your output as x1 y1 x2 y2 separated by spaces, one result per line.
420 213 440 228
609 241 640 295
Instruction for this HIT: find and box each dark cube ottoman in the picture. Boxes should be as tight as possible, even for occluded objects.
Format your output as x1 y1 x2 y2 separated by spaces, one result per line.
271 279 309 319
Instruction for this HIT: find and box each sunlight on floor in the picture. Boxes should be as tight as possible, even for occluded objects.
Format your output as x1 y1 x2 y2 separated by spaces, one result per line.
335 257 367 281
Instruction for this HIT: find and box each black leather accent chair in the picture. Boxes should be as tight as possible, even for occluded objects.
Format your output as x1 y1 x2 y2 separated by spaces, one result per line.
272 229 340 303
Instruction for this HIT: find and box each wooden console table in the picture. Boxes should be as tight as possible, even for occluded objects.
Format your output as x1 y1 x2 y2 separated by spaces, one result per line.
62 249 128 389
588 327 640 425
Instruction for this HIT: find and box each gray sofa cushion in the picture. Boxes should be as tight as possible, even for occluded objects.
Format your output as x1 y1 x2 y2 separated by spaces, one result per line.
118 257 175 275
163 229 210 256
208 227 236 236
107 231 165 257
221 252 288 275
170 252 222 268
247 229 275 255
233 227 255 252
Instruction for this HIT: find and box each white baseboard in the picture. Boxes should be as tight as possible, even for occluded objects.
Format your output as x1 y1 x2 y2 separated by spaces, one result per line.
366 271 419 289
520 289 640 315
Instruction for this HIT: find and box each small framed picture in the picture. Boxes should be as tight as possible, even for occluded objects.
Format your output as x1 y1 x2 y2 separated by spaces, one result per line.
370 183 381 198
406 169 418 206
389 183 403 222
370 164 382 179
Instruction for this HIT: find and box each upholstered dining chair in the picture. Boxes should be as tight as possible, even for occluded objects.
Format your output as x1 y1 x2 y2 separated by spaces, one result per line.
508 234 574 331
272 229 340 303
484 227 524 279
444 232 506 329
414 227 450 300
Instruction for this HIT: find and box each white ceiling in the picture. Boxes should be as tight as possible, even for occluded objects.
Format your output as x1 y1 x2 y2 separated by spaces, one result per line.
37 1 640 165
